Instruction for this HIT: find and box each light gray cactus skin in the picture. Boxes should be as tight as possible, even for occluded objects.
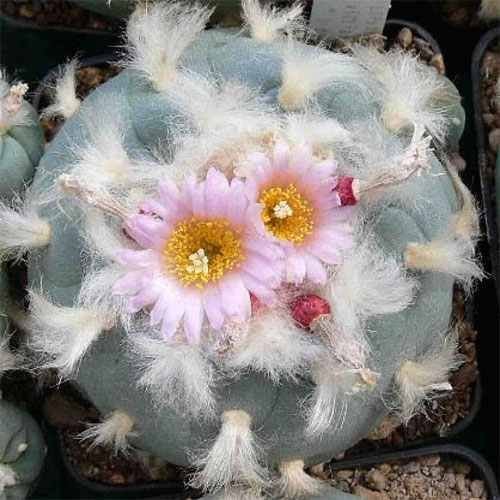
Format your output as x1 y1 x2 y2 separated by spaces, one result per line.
0 102 44 203
0 275 46 500
25 28 463 498
0 400 46 500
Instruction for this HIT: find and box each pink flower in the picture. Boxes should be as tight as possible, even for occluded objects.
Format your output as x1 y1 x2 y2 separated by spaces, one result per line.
244 142 354 285
113 168 283 343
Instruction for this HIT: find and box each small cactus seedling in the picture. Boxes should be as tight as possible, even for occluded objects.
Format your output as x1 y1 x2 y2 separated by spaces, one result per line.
0 1 481 498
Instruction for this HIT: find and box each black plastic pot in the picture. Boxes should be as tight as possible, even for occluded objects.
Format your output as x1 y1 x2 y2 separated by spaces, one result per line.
0 16 119 86
472 27 500 296
57 431 189 499
329 444 500 499
0 4 118 35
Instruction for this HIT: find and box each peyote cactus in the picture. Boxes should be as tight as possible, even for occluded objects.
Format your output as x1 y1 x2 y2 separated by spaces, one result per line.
0 1 482 498
0 75 46 500
0 75 44 203
1 272 45 499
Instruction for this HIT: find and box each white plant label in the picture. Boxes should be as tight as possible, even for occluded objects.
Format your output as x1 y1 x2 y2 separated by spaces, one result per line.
309 0 392 38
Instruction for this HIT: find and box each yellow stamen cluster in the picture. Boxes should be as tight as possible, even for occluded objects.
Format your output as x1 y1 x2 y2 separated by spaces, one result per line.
259 183 314 244
164 218 244 288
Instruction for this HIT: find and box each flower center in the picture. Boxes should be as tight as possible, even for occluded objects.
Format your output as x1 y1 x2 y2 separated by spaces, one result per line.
164 218 244 288
259 184 314 244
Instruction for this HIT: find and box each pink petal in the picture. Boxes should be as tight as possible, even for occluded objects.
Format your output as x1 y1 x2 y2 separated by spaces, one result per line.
185 177 205 216
158 178 180 205
183 294 204 344
205 168 229 217
115 249 158 268
226 178 248 225
219 275 251 322
240 273 276 304
125 214 169 250
315 159 338 178
128 287 160 313
273 142 290 169
304 254 328 284
246 152 271 173
113 270 148 295
307 240 343 265
244 238 284 261
285 251 307 284
202 287 225 330
160 300 185 340
139 199 168 219
241 254 282 286
289 143 313 172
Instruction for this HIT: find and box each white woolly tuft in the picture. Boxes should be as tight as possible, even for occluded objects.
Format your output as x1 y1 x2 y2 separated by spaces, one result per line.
0 71 31 133
124 1 213 91
278 40 366 111
67 102 164 196
318 237 418 368
396 332 462 423
0 464 17 492
0 196 51 262
284 112 352 151
224 311 324 383
168 73 277 139
165 73 278 179
405 237 483 291
479 0 500 20
0 333 18 376
190 409 267 493
404 164 482 293
130 334 216 418
305 357 379 436
27 290 113 378
78 410 137 455
276 459 323 498
241 0 305 42
351 46 454 142
42 59 81 120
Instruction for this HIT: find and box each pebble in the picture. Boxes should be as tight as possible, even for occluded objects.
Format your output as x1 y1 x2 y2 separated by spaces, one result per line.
353 485 389 500
430 53 446 75
419 455 440 467
366 469 387 491
455 473 466 493
336 469 354 480
401 461 420 473
397 27 413 49
470 479 485 497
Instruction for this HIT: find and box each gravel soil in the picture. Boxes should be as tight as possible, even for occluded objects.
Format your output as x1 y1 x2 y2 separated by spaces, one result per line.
479 41 500 222
0 0 117 32
312 453 489 500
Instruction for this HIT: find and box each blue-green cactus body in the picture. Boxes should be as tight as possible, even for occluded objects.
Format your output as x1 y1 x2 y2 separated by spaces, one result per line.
26 27 464 486
0 273 45 499
0 401 46 500
0 103 44 202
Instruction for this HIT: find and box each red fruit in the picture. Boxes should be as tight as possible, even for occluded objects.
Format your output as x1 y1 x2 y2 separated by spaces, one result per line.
336 176 359 206
291 294 331 328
